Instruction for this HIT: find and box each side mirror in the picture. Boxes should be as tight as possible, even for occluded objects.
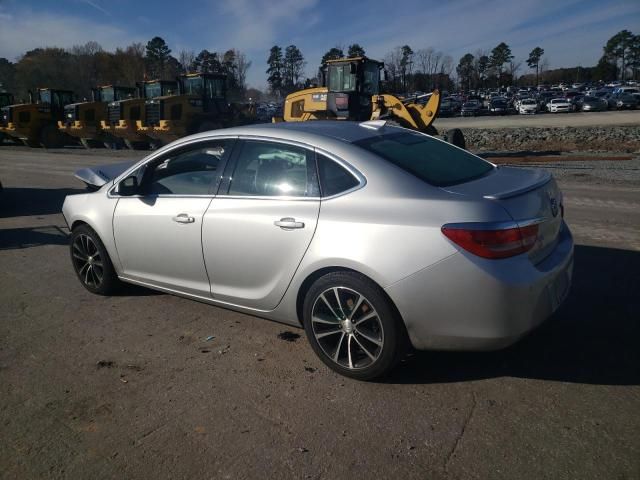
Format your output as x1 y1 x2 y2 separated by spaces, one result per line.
117 175 139 196
381 70 388 82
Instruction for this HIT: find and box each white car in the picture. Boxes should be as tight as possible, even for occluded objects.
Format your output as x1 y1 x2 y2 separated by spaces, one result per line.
518 98 538 114
546 98 573 113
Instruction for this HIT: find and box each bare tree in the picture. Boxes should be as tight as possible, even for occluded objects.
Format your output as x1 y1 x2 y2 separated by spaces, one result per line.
178 49 196 73
234 50 252 91
415 47 434 75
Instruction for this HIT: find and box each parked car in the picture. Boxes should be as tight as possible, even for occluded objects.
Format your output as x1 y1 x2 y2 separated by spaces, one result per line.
488 98 509 115
518 98 538 114
579 96 607 112
63 121 573 380
461 100 482 116
546 98 573 113
607 93 638 110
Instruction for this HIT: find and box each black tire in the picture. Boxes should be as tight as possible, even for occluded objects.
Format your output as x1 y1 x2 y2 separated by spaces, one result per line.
197 121 221 133
302 271 407 381
40 124 65 148
70 224 120 295
445 128 466 150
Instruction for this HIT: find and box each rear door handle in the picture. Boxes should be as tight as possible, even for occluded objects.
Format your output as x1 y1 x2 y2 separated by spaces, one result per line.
173 213 195 224
274 217 305 229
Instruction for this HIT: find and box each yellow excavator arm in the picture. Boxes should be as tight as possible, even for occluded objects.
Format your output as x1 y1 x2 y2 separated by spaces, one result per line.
279 88 441 133
370 90 440 132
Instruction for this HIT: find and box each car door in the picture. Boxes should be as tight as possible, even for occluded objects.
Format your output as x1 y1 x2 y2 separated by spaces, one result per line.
202 138 320 310
113 138 235 296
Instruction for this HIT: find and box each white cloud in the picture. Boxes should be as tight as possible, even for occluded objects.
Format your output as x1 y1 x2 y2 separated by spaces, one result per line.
216 0 320 51
0 8 141 61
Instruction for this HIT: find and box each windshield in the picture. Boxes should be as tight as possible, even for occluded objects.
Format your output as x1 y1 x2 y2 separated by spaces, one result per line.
205 78 225 98
38 89 51 104
100 87 115 103
362 62 380 95
355 132 494 187
183 77 204 95
328 64 356 92
145 82 162 98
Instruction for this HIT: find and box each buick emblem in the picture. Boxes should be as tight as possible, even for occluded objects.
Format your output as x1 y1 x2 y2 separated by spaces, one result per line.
548 192 559 217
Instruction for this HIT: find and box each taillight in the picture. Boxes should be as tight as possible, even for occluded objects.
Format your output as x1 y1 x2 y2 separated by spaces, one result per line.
441 224 539 259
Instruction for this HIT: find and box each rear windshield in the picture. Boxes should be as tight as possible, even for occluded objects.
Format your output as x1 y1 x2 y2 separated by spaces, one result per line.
355 132 494 187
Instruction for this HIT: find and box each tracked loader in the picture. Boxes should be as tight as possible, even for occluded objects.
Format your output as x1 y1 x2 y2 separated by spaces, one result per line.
277 56 465 148
59 85 136 148
0 88 75 147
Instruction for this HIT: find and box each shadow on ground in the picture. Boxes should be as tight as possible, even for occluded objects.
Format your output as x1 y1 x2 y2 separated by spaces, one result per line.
387 244 640 386
0 225 68 250
0 187 85 218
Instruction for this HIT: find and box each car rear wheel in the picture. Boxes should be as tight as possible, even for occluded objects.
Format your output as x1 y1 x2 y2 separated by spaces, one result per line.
70 225 120 295
302 272 406 380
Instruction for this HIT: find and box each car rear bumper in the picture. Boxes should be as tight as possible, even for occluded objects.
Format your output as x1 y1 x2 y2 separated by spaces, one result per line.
386 222 574 351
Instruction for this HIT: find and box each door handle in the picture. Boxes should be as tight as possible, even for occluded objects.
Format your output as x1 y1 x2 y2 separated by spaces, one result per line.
274 217 305 229
173 213 195 224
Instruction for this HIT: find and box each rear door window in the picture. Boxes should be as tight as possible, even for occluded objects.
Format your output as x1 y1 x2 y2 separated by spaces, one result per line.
354 132 494 187
316 154 360 197
227 141 318 197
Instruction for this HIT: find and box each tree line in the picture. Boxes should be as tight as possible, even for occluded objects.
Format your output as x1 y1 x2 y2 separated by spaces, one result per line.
0 36 252 103
1 30 638 103
263 30 640 98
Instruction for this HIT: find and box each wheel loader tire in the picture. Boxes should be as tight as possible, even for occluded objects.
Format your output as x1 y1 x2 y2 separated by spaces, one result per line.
197 121 221 133
149 139 164 150
23 139 41 148
444 128 466 150
124 139 149 150
40 124 65 149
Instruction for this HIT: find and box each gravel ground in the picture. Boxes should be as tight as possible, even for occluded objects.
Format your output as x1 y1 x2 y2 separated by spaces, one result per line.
483 154 640 185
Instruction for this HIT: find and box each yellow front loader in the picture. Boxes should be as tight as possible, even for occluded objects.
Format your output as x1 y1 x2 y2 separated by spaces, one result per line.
278 57 465 148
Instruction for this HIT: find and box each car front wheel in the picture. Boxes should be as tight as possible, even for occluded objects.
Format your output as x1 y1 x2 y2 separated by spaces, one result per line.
70 224 120 295
302 271 406 380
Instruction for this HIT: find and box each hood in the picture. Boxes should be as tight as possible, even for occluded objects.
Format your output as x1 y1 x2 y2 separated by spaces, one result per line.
74 160 135 189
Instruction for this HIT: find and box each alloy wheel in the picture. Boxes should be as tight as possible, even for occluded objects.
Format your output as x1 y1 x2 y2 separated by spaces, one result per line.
311 287 384 370
72 234 104 289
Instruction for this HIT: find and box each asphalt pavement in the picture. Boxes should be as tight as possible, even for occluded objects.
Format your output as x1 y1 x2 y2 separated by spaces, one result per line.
1 146 638 479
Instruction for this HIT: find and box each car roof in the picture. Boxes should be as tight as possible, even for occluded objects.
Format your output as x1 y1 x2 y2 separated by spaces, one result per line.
179 121 400 146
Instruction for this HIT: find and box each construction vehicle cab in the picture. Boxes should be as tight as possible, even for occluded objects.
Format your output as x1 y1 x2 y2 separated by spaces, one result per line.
281 56 465 149
59 85 136 148
324 57 383 120
102 79 177 149
0 92 15 143
1 88 75 147
139 73 244 146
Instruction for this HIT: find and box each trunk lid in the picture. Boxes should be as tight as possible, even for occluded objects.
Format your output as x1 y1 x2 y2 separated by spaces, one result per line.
442 166 563 263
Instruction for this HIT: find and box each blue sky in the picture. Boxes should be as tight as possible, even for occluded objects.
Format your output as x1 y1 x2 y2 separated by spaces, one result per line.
0 0 639 89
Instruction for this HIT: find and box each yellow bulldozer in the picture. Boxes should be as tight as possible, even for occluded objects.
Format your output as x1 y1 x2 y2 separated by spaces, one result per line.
58 85 136 148
101 79 178 149
0 92 15 144
278 56 465 148
0 88 75 148
137 72 256 147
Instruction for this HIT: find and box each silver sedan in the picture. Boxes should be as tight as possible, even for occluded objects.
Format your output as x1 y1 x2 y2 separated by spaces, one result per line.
62 121 574 380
